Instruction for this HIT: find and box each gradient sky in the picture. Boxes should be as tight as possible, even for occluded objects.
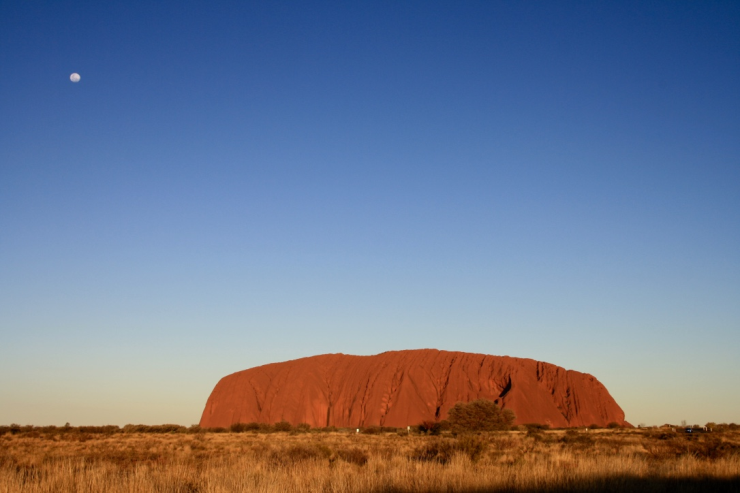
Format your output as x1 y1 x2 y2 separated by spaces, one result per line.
1 1 738 427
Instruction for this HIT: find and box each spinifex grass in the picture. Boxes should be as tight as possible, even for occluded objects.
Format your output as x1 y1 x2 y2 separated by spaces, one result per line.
1 428 738 492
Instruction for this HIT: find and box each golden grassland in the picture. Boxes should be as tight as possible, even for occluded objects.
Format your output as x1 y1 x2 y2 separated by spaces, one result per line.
1 428 739 492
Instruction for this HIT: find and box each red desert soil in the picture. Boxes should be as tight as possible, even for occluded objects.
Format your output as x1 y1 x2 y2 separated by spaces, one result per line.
200 349 628 429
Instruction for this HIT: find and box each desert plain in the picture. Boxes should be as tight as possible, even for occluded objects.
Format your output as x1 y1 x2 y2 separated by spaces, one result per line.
2 424 739 493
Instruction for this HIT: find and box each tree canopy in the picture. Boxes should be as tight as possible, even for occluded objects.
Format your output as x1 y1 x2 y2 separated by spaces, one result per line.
447 399 515 432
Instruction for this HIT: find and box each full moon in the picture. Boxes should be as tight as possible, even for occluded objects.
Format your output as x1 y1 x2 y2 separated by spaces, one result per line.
70 73 81 83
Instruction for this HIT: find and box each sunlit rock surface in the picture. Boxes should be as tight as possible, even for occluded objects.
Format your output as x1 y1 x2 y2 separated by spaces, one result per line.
200 349 628 428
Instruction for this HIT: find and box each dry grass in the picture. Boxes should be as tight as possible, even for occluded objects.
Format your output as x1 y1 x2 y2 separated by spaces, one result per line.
1 428 739 492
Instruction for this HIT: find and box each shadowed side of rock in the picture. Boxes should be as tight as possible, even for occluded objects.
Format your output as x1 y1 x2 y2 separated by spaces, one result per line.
199 349 628 429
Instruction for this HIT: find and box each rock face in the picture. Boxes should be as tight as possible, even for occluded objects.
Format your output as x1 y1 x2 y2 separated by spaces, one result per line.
199 349 628 429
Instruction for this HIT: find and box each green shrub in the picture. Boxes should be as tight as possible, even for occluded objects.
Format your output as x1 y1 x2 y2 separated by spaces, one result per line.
447 400 515 433
78 425 120 434
273 421 292 432
230 423 251 433
246 422 264 432
122 424 185 434
417 421 443 435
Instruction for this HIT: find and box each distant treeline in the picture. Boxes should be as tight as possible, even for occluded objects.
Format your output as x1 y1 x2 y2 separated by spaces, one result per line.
0 422 416 436
0 422 391 436
2 421 737 436
0 424 193 436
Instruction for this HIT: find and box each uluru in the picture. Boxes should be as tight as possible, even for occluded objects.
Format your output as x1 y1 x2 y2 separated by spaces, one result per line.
200 349 629 429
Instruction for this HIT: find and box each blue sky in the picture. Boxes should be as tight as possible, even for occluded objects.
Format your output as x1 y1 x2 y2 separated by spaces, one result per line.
1 0 738 427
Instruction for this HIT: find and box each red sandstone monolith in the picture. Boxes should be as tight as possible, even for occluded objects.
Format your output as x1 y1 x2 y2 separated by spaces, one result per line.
199 349 628 428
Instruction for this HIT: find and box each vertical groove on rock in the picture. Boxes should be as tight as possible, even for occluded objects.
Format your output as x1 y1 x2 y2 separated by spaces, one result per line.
359 362 384 426
247 380 262 413
498 377 512 398
476 356 485 393
435 355 456 419
379 365 404 426
563 386 572 421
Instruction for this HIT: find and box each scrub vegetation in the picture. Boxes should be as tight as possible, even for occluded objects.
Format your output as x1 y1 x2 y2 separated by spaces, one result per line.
1 424 739 492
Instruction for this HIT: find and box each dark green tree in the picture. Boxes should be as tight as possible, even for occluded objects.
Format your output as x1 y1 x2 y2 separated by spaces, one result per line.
447 399 515 432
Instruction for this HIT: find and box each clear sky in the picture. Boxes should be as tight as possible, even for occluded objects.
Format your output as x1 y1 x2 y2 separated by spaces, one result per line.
1 1 738 427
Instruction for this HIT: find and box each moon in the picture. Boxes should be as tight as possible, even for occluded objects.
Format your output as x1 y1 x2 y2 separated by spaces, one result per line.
70 73 81 83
